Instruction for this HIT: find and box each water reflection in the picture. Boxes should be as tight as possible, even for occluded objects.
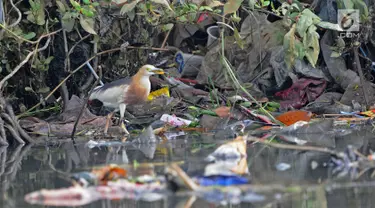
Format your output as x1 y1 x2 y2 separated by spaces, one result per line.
0 126 374 207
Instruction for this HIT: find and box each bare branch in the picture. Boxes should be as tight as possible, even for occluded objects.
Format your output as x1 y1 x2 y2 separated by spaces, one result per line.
6 104 34 143
0 117 8 146
4 124 24 144
8 0 21 28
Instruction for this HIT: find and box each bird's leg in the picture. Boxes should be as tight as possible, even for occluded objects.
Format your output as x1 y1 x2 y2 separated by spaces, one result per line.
104 111 115 135
119 103 129 135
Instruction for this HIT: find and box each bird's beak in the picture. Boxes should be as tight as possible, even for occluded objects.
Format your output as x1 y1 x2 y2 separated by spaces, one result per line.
151 68 165 75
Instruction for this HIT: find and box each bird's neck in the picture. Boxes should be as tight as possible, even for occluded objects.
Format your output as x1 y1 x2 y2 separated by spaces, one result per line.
132 73 151 91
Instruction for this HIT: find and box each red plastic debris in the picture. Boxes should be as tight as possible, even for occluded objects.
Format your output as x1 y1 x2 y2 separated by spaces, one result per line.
197 12 209 23
275 78 326 110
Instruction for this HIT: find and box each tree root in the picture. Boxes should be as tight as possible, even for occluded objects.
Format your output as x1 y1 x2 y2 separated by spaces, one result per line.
0 99 34 145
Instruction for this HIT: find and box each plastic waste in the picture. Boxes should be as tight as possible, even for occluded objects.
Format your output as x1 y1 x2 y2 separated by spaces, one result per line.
147 87 170 101
160 114 192 127
276 163 291 171
196 175 249 186
175 51 203 78
206 26 219 49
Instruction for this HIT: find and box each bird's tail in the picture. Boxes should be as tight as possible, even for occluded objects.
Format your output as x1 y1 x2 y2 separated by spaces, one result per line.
88 86 102 101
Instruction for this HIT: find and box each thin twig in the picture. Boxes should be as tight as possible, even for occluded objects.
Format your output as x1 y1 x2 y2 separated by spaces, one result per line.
354 47 369 108
8 0 21 28
65 34 91 72
60 26 70 112
71 66 102 140
245 136 338 155
0 30 60 90
79 74 94 92
161 28 172 48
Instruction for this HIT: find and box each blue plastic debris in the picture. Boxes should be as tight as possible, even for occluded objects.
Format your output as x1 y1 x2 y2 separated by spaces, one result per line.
175 52 184 73
197 175 249 186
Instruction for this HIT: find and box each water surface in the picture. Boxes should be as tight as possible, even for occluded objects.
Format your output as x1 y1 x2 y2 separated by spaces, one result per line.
1 127 375 208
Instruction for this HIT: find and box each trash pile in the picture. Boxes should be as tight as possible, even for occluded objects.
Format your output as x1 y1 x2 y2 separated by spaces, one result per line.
15 0 374 141
5 0 375 207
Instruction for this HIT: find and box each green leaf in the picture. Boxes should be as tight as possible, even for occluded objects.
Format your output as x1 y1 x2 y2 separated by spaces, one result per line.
352 0 369 21
336 0 354 9
233 27 244 49
330 51 342 57
25 87 34 92
301 9 321 23
296 14 313 37
316 21 343 31
81 8 94 17
303 25 320 68
280 2 289 15
290 2 302 11
127 9 136 21
37 87 50 93
295 38 305 60
208 1 224 8
83 0 90 5
23 32 36 40
283 24 297 69
199 6 213 11
201 110 218 116
188 3 198 10
289 12 299 20
26 0 45 25
120 0 139 15
262 0 270 6
62 12 75 32
79 15 96 34
44 56 54 64
231 13 241 22
248 0 256 10
92 2 99 7
223 0 243 15
56 0 66 13
70 0 81 10
266 101 280 108
150 0 173 11
162 23 174 31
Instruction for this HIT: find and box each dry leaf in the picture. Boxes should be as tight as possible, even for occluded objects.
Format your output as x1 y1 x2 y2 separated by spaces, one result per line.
276 110 312 126
223 0 243 15
214 106 231 118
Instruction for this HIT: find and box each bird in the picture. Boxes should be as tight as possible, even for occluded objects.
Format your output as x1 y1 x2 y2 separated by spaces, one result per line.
88 65 165 134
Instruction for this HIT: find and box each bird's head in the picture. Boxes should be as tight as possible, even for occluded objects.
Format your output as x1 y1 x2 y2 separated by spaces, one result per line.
138 65 165 76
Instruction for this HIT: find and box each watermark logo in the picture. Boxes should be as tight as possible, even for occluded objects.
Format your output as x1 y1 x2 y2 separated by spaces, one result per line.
338 9 360 32
337 9 360 38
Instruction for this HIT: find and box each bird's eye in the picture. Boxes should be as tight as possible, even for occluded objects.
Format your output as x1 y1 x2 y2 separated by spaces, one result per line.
146 67 151 71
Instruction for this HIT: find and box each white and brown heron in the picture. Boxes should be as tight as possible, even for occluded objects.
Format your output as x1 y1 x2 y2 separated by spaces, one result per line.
88 65 164 134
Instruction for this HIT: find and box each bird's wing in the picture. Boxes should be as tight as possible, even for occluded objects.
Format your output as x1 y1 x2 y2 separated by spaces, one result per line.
89 77 131 105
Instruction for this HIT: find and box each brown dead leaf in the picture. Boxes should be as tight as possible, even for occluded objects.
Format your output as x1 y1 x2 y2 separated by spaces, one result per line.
214 106 231 118
276 110 312 126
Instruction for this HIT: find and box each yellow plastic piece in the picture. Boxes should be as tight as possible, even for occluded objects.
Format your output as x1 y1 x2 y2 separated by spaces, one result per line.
359 110 375 117
147 87 170 101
